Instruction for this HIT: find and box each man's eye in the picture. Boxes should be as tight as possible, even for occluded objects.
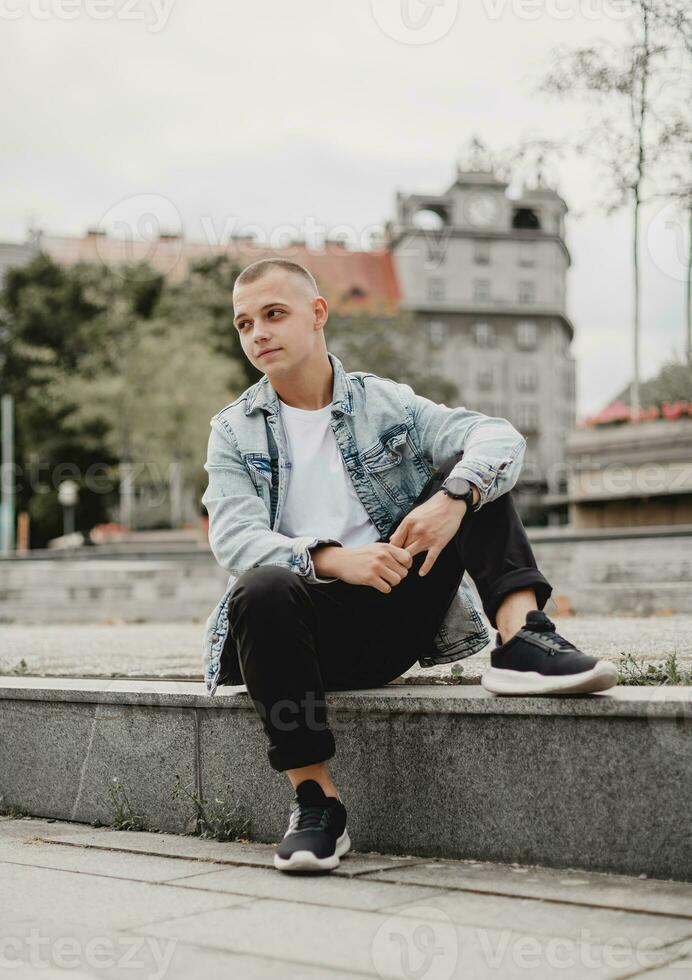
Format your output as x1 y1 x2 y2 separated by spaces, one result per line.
238 322 249 330
268 309 283 318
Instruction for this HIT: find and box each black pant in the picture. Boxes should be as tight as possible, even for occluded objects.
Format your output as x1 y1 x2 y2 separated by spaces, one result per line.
227 451 552 771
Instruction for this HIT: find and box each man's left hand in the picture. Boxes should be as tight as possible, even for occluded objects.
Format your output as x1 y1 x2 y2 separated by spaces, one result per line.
388 490 469 577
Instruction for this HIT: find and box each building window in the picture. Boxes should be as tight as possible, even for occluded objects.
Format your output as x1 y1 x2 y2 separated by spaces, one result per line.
515 320 538 350
516 368 538 392
427 320 448 347
426 232 447 266
473 279 491 302
427 276 445 301
512 208 541 230
473 240 490 265
517 403 539 433
473 322 495 348
476 368 494 391
518 281 535 304
518 242 535 267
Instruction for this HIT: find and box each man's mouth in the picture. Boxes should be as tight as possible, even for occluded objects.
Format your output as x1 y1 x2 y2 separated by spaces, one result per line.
258 348 282 358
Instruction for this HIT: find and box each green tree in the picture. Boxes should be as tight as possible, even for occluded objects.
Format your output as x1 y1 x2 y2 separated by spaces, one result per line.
616 355 692 406
0 254 125 545
538 0 691 414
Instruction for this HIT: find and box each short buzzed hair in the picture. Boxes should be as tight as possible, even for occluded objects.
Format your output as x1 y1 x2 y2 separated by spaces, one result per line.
234 258 319 296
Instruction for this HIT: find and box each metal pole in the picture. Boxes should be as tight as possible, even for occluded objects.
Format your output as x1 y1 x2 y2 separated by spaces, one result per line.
1 394 15 554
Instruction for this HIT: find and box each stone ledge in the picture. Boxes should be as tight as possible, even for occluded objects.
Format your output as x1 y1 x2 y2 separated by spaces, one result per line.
1 678 690 882
1 676 690 719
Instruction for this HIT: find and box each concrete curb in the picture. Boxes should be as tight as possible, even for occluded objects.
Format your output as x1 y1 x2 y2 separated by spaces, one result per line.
1 680 690 881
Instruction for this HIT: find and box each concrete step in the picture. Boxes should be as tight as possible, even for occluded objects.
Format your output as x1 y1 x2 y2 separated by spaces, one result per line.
1 678 690 882
550 582 692 616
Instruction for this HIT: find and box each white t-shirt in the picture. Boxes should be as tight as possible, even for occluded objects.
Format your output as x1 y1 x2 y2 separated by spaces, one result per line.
277 398 381 549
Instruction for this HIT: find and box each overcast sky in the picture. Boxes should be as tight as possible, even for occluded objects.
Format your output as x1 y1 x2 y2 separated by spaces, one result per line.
1 0 687 416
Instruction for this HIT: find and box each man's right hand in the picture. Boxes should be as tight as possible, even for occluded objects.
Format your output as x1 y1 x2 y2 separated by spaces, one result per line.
313 542 413 593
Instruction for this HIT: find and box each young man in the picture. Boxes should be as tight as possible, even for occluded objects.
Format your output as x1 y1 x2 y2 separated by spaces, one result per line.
201 257 617 873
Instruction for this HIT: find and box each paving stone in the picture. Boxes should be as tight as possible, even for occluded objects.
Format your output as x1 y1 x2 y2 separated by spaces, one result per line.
1 817 689 979
1 920 363 980
0 862 251 931
168 863 441 911
365 860 692 918
0 817 94 840
0 820 235 882
129 898 676 979
0 837 229 884
378 888 692 945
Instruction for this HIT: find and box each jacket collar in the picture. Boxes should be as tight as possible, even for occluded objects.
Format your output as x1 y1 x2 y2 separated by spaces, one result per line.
244 350 355 417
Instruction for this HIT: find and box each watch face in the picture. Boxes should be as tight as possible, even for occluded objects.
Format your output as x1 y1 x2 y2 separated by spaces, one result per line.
466 193 500 229
444 477 472 498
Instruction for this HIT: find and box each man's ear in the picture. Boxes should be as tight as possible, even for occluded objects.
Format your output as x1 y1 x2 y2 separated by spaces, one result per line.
313 296 329 331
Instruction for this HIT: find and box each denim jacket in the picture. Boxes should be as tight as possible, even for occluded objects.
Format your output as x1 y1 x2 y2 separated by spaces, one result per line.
201 351 526 696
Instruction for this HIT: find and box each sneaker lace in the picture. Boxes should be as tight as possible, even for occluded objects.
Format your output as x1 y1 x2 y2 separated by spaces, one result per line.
527 620 578 656
289 803 328 833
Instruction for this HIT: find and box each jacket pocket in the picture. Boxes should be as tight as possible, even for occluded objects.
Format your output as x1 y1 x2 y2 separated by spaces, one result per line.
243 452 273 494
360 426 424 506
360 424 425 470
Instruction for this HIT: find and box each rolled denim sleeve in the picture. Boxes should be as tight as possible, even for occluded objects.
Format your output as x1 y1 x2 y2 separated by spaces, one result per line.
395 383 526 509
201 416 343 584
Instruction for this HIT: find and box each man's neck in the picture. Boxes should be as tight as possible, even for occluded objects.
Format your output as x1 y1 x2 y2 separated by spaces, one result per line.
274 354 334 411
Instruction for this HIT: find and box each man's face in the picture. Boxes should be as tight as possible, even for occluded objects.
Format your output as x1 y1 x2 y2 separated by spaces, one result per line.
232 269 325 375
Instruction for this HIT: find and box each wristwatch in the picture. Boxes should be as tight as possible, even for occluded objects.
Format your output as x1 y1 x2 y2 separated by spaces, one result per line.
441 476 478 511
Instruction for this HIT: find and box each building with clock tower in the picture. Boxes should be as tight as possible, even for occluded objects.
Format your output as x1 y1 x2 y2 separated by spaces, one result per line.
386 165 576 524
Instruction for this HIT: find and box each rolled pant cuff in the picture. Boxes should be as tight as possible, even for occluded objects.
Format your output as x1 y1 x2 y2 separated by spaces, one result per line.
267 728 336 773
483 570 553 629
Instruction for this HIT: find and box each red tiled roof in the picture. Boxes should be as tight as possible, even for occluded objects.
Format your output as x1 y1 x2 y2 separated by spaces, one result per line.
41 234 401 314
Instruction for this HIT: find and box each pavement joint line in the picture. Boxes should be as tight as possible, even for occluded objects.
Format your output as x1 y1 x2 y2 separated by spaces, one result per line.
355 871 692 922
616 941 692 979
113 928 381 979
34 835 428 878
0 857 246 890
33 837 692 916
115 908 692 977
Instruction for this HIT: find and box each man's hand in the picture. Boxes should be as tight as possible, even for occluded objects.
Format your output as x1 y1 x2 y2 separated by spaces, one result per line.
313 542 413 593
388 490 468 577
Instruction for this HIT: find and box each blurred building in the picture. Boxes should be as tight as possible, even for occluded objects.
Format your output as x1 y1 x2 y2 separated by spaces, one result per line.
567 405 692 528
33 163 575 523
386 167 576 523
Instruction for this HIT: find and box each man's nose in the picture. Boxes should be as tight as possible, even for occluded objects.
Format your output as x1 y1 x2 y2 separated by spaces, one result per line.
252 324 272 345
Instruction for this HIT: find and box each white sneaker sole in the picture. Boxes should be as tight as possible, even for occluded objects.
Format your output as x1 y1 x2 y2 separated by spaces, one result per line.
273 829 351 873
481 660 619 696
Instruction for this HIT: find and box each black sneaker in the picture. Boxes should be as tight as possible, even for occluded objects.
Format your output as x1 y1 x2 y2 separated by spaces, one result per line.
274 779 350 873
481 610 618 695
